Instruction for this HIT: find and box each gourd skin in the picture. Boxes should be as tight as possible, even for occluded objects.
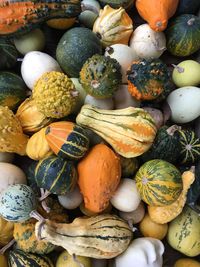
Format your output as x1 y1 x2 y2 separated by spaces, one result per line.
35 214 133 259
0 216 14 247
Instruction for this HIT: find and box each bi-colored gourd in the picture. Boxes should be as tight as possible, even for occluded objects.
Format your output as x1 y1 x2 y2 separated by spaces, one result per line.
35 214 133 259
76 105 157 158
135 0 179 32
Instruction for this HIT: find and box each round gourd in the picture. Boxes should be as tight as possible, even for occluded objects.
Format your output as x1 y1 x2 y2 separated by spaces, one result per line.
143 107 164 129
21 51 62 90
119 201 145 224
56 27 102 77
56 250 92 267
166 14 200 57
120 156 139 177
172 60 200 87
113 85 140 109
84 95 114 109
58 185 83 210
135 159 183 206
174 258 200 267
0 216 14 246
0 39 18 70
0 254 8 267
0 152 14 163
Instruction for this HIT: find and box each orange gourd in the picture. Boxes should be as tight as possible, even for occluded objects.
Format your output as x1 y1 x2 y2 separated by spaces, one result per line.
135 0 180 32
77 144 121 213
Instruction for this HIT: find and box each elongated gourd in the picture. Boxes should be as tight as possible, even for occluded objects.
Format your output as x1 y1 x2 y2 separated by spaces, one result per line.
35 214 133 259
76 105 157 158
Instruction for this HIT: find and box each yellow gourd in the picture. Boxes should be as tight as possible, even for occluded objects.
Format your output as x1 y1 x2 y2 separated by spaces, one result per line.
0 216 14 247
56 250 92 267
174 258 200 267
0 254 8 267
46 18 76 29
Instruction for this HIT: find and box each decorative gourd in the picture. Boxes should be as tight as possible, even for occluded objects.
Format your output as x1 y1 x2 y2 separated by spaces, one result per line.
84 95 114 110
0 217 14 247
135 159 183 206
142 107 164 129
0 38 18 70
93 5 133 47
33 71 78 119
167 206 200 257
80 54 122 99
35 214 133 258
8 249 54 267
166 14 200 57
129 24 166 59
56 27 102 78
120 156 139 177
71 78 87 114
119 201 145 225
16 98 53 134
46 18 76 29
114 85 140 109
0 106 28 156
26 127 53 161
0 0 81 37
56 250 92 267
176 0 200 15
0 152 14 163
174 258 200 267
79 202 112 217
148 167 195 224
98 0 133 9
115 237 164 267
45 121 89 160
35 155 77 195
135 0 179 32
58 185 83 210
141 125 181 163
77 144 121 213
0 254 7 267
76 105 157 158
127 59 170 101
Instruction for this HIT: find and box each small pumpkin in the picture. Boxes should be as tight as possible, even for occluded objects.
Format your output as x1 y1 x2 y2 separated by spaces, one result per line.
0 216 14 247
93 5 133 47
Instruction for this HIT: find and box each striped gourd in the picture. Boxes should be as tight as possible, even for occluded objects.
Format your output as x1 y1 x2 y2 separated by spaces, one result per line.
135 159 183 206
8 249 53 267
34 155 77 195
35 214 133 259
76 105 157 158
45 121 89 160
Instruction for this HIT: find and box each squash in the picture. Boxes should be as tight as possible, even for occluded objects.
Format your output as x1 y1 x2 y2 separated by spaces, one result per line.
56 250 92 267
135 159 183 206
76 105 157 158
0 38 18 70
135 0 179 32
16 98 53 134
77 144 121 213
46 18 76 29
80 54 122 99
119 201 145 225
113 85 140 109
26 127 53 161
71 78 87 114
0 0 81 38
79 202 112 217
8 249 54 267
35 214 133 258
35 155 77 196
45 121 89 160
0 254 8 267
58 185 83 210
166 14 200 57
176 0 200 15
148 167 195 224
127 59 170 101
98 0 133 9
0 152 14 163
56 27 102 77
93 5 133 47
142 107 164 129
84 95 114 110
120 156 139 177
0 217 14 247
174 258 200 267
167 206 200 257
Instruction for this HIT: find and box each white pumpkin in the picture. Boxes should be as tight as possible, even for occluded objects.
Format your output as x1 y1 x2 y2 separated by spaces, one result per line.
84 95 114 109
110 178 141 212
71 78 87 114
0 152 14 163
104 44 139 83
166 86 200 123
119 201 145 224
115 237 164 267
21 51 62 89
114 84 140 109
58 185 83 210
129 24 166 59
0 163 26 196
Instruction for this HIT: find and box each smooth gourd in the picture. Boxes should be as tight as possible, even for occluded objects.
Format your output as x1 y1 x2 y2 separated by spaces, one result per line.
0 216 14 246
71 78 87 114
58 185 83 210
84 95 114 109
114 85 140 109
0 152 14 163
56 250 92 267
78 0 101 28
119 201 145 224
0 254 8 267
174 258 200 267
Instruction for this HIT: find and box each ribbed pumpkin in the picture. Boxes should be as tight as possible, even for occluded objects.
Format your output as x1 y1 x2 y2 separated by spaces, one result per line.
135 159 183 206
0 216 14 247
45 121 89 160
34 155 77 195
93 5 133 47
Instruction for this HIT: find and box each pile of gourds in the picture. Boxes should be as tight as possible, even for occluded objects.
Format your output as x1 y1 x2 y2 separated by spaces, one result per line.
0 0 200 266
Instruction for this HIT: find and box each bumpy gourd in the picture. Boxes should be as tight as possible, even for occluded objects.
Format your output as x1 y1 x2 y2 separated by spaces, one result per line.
0 106 28 155
76 105 157 158
33 71 78 118
35 214 133 259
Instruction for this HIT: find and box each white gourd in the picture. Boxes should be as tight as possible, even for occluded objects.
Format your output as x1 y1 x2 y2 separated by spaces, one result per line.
114 85 140 109
84 95 114 109
58 185 83 210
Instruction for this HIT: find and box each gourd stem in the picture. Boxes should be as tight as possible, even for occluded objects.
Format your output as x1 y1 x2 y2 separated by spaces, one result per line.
171 64 184 73
30 210 45 222
17 58 23 62
166 125 181 136
187 18 195 25
0 239 15 255
127 220 137 232
190 166 195 173
72 254 85 267
156 21 163 28
105 46 114 55
40 188 51 213
39 189 51 201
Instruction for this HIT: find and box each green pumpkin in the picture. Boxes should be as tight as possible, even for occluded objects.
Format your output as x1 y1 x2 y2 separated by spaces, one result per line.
34 155 77 195
0 39 18 70
166 14 200 57
80 54 122 99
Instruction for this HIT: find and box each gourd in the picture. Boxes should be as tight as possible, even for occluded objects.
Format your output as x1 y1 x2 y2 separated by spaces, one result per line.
114 85 140 109
0 152 14 163
0 217 14 247
77 144 121 213
26 127 53 161
115 237 164 267
119 201 145 225
167 205 200 257
176 0 200 15
98 0 133 9
142 107 164 129
148 167 195 224
80 54 122 99
76 105 157 158
71 78 87 114
0 38 18 70
135 159 183 206
166 14 200 57
56 27 102 78
45 121 89 160
174 258 200 267
127 58 170 101
0 254 7 267
84 95 114 110
46 18 76 29
0 0 81 38
129 24 166 59
120 156 139 177
35 214 133 259
79 202 112 217
135 0 179 32
56 250 92 267
58 185 83 210
93 5 133 47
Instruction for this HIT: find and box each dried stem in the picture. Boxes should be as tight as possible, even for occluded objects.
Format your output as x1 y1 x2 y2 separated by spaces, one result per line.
0 239 15 254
